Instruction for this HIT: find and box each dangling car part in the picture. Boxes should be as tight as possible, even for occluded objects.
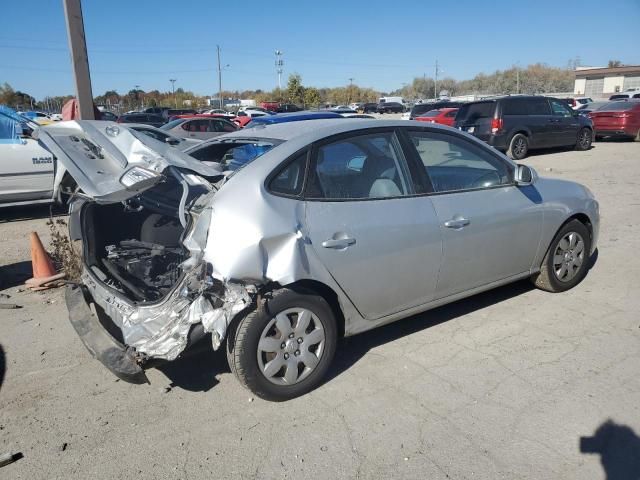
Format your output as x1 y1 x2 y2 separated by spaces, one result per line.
39 119 599 400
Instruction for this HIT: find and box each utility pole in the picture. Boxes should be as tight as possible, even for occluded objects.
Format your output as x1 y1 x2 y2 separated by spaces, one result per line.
135 85 141 111
434 59 439 100
275 50 284 90
169 79 177 108
217 45 223 109
516 61 520 94
62 0 95 119
348 77 354 104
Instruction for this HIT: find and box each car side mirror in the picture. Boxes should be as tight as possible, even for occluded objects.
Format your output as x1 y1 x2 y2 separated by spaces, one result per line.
165 137 180 145
515 164 534 186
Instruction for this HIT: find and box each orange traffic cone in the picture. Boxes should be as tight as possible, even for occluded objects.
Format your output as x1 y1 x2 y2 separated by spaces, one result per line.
25 232 65 289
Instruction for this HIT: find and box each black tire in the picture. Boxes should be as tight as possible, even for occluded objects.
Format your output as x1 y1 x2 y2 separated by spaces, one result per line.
507 133 529 160
531 219 592 293
575 127 592 151
226 287 337 401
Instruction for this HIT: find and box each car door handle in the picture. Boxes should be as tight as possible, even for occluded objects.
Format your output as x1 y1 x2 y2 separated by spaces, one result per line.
548 118 561 123
444 218 470 229
321 238 356 249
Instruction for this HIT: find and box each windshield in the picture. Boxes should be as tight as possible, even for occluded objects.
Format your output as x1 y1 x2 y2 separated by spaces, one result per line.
160 119 186 130
187 139 281 172
417 110 441 118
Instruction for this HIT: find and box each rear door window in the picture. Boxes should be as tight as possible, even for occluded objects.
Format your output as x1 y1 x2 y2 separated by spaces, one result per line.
305 132 412 200
528 98 551 115
550 99 574 117
501 98 529 115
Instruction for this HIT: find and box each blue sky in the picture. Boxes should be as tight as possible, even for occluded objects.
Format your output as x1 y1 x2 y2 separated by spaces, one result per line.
1 0 639 99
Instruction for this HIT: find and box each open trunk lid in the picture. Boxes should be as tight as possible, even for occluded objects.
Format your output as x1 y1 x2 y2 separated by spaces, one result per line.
36 120 222 203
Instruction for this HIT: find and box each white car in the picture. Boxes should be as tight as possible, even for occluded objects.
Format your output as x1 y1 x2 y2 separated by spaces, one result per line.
0 109 63 207
236 109 272 119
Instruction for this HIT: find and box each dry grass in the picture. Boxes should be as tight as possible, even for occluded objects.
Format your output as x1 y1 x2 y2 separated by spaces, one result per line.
47 217 82 281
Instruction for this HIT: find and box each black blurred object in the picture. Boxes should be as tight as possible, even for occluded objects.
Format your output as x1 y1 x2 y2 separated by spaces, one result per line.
580 420 640 479
0 345 4 391
0 452 23 468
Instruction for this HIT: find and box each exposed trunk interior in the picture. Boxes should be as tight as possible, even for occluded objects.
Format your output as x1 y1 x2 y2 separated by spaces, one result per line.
81 175 197 303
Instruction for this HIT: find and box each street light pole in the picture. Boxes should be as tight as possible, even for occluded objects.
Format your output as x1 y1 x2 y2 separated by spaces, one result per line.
434 59 439 100
169 78 177 108
348 77 354 104
62 0 95 119
275 50 284 90
135 84 141 111
217 45 223 109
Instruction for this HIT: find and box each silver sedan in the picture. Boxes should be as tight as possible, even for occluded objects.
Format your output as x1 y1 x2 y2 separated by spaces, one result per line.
40 119 599 401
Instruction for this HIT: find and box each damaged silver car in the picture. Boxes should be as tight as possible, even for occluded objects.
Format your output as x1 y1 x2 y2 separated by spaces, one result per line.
38 119 599 401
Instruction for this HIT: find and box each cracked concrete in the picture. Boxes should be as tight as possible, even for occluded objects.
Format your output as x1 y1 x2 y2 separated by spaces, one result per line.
1 141 639 479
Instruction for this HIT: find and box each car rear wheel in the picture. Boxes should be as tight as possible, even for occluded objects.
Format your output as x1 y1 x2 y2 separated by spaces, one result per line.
226 287 337 401
507 133 529 160
575 128 592 150
531 219 591 293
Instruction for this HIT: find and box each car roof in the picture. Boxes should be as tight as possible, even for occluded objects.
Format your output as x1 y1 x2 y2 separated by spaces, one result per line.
219 118 442 142
248 111 343 125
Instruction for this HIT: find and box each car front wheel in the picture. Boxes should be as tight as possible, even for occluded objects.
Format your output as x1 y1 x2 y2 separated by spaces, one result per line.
531 219 591 292
226 287 337 401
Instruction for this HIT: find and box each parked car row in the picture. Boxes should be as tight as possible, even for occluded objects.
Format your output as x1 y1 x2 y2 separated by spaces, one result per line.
409 96 640 160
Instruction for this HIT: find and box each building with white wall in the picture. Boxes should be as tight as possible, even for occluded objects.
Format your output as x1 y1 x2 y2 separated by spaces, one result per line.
574 65 640 98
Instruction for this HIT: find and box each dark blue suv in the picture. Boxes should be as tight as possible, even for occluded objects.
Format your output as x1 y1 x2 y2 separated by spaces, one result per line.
454 96 593 159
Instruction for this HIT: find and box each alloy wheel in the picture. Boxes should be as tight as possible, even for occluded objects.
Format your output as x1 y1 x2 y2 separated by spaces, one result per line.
579 129 591 149
553 232 585 282
513 137 527 157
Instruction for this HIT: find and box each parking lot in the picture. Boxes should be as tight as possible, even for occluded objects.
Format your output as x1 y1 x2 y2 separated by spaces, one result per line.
0 139 639 479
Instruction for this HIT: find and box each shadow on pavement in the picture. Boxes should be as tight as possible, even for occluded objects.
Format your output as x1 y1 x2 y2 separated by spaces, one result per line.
156 333 228 392
580 420 640 479
0 261 32 290
327 279 534 382
0 203 66 224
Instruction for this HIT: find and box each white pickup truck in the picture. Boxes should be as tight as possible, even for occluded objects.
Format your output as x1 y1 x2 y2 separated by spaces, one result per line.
0 108 63 208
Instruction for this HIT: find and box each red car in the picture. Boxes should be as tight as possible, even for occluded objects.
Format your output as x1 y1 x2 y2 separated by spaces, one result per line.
260 102 279 112
589 100 640 140
415 108 459 127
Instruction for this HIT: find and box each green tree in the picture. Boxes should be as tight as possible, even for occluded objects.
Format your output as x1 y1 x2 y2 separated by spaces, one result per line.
286 74 305 105
303 87 321 108
608 60 622 68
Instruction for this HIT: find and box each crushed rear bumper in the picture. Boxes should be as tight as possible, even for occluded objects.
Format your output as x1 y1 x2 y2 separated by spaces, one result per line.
65 284 148 384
